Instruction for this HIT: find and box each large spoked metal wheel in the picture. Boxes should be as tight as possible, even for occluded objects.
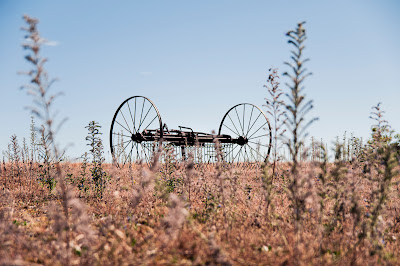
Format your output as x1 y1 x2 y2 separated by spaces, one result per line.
218 103 272 163
110 96 163 165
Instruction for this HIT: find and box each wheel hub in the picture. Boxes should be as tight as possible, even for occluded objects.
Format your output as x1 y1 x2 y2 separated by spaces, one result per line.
131 132 145 143
237 136 248 146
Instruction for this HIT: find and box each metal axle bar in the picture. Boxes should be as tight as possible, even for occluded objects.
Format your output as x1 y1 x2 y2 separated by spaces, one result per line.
135 129 245 146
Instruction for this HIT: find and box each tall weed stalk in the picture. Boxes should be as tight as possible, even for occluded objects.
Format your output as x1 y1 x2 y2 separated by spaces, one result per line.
282 21 318 258
20 15 91 264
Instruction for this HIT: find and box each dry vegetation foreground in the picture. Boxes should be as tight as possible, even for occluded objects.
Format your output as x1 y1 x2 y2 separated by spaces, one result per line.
1 160 400 265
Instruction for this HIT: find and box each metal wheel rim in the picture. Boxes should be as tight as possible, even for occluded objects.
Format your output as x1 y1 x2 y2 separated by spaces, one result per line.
110 96 163 165
218 103 272 163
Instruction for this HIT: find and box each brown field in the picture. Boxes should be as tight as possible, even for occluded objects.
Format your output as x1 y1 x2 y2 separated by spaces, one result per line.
1 159 399 265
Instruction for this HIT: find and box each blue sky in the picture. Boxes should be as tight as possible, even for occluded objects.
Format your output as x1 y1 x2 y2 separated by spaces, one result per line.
1 0 399 160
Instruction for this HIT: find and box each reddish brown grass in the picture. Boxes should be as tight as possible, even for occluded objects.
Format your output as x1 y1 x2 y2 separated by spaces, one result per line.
1 161 399 265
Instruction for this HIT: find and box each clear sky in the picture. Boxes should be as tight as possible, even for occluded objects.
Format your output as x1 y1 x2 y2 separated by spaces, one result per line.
1 0 399 160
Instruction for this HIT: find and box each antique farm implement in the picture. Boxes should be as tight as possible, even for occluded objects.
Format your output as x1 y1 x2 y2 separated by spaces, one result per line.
110 96 272 164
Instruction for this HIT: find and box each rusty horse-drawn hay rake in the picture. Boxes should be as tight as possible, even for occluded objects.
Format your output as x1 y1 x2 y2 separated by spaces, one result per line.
110 96 272 165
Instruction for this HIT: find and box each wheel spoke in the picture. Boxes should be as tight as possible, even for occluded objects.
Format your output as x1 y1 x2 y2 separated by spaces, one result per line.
246 112 262 137
140 143 150 163
248 134 266 141
246 106 255 136
247 144 263 160
244 146 249 162
134 97 137 131
234 107 244 135
245 146 252 162
138 105 153 132
247 144 258 161
138 98 145 132
233 148 239 162
115 120 132 134
239 146 245 162
227 113 241 136
112 132 131 138
124 142 134 165
233 146 243 162
223 124 240 137
223 144 239 160
141 142 154 155
120 108 132 134
127 101 136 134
143 115 158 132
129 142 134 163
122 140 132 154
243 105 246 135
248 140 269 148
121 139 131 144
248 121 268 139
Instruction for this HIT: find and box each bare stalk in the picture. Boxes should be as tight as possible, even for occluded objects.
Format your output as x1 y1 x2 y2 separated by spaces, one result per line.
282 21 318 260
264 68 287 177
20 15 90 265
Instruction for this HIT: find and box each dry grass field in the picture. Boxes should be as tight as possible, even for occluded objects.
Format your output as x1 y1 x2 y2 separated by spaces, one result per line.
0 158 399 265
